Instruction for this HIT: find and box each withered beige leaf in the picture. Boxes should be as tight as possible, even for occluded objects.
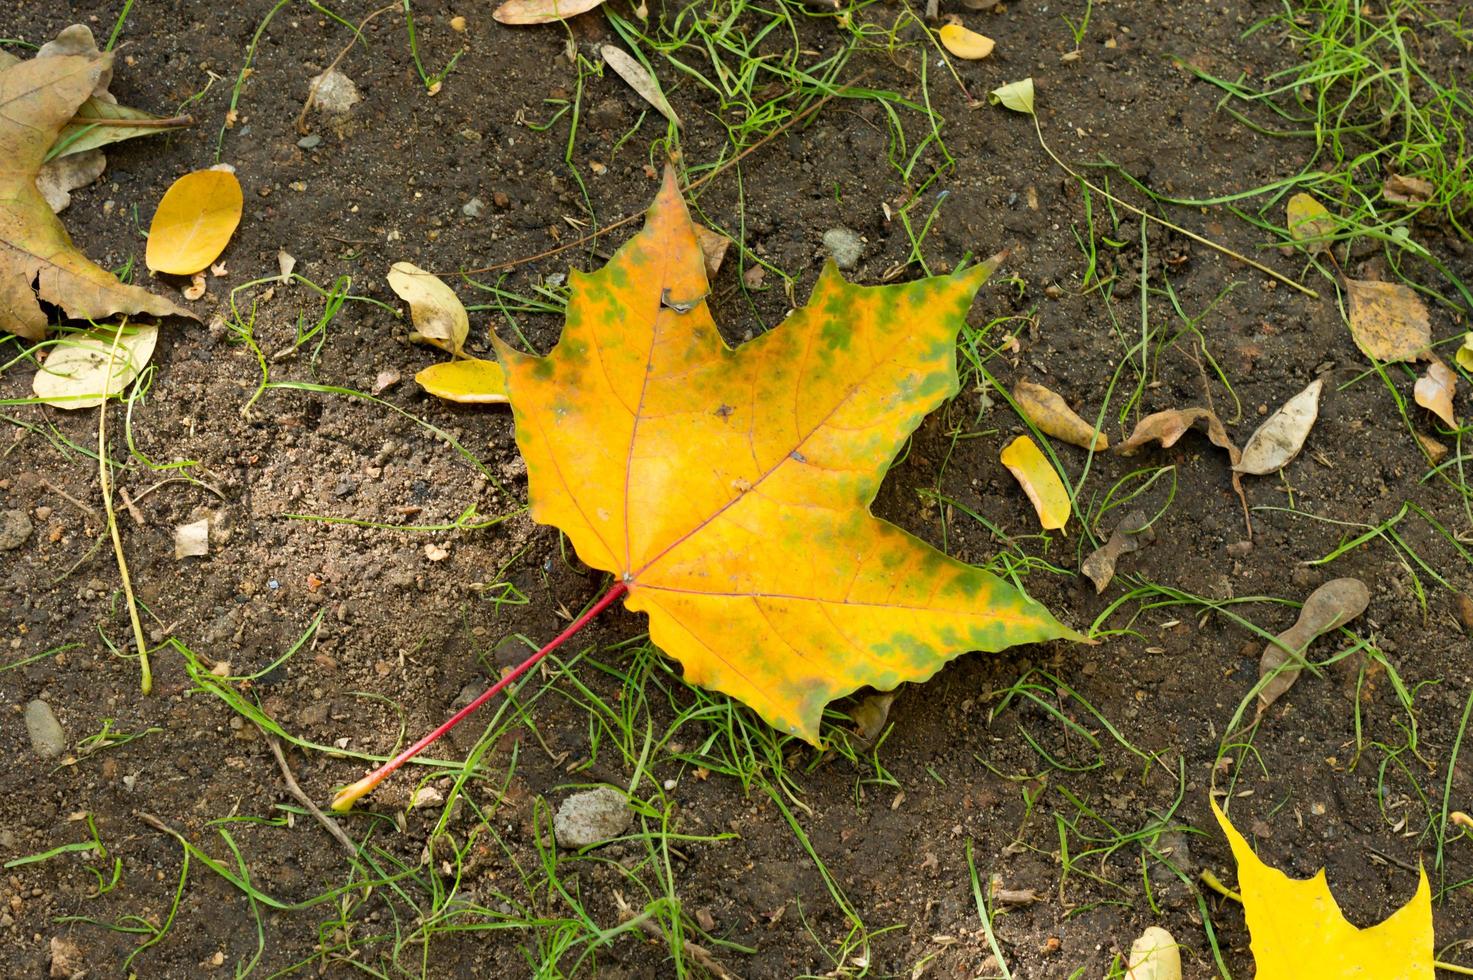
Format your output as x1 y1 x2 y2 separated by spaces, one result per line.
693 223 731 281
1125 926 1181 980
387 262 469 355
1118 406 1250 536
1414 360 1457 428
0 55 191 340
600 45 680 129
1344 278 1431 363
1285 192 1334 255
1080 509 1152 594
1383 173 1434 206
1258 577 1370 713
1235 378 1322 475
31 321 158 409
1014 380 1108 451
36 149 105 213
493 0 607 24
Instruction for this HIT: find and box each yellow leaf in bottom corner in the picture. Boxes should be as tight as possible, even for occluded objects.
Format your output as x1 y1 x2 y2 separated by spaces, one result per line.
1000 435 1069 530
1212 798 1434 980
415 358 509 404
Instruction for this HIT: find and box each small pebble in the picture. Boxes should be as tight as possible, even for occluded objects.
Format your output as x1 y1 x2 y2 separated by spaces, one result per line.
822 227 864 271
25 700 66 759
554 786 632 849
0 509 32 551
462 197 484 218
297 134 322 150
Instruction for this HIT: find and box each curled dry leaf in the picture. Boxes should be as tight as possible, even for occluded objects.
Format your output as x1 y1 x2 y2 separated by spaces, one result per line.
693 223 731 280
415 358 509 404
146 168 244 275
1118 406 1250 536
1457 333 1473 372
939 24 995 60
1344 278 1431 363
32 322 158 409
182 272 207 301
1285 192 1333 254
1416 431 1449 463
999 435 1070 531
847 690 896 744
174 518 210 559
989 77 1035 114
1125 926 1181 980
1383 173 1434 206
1414 360 1457 428
1258 577 1369 713
1013 380 1107 451
277 249 296 285
1080 509 1152 593
600 45 680 129
36 148 105 213
493 0 607 24
1235 378 1322 475
1212 798 1433 978
387 262 469 355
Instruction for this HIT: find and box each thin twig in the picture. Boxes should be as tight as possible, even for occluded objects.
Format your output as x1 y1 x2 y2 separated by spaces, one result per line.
442 72 872 280
264 733 359 857
613 891 740 980
118 486 145 525
97 325 151 694
296 3 397 134
41 478 100 520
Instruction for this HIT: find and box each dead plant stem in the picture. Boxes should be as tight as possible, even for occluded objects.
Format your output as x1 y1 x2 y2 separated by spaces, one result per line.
98 324 151 694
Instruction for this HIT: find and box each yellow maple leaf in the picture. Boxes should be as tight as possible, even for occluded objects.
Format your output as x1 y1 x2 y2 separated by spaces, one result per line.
1212 797 1434 979
495 167 1081 743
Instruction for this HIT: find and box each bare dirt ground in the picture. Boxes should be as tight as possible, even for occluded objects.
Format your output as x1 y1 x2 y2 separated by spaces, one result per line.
3 0 1473 976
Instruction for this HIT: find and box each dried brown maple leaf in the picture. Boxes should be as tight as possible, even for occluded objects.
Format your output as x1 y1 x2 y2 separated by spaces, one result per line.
0 54 190 340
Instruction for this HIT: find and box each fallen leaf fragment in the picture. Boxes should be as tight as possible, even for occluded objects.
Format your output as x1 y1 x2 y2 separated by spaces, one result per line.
1000 435 1070 531
1081 509 1152 593
0 55 192 339
1013 380 1107 450
939 24 996 60
146 168 244 275
1258 577 1369 712
1125 926 1181 980
847 691 895 744
497 169 1080 742
1212 797 1433 979
415 358 509 404
1235 378 1322 475
372 369 401 395
277 249 296 285
1383 173 1434 206
424 542 450 562
1414 360 1457 427
1457 333 1473 372
693 223 731 280
600 45 680 129
1344 278 1431 363
388 262 469 356
989 78 1035 114
32 323 158 409
1416 431 1449 462
493 0 607 24
174 518 210 559
36 149 106 213
1285 193 1334 254
1118 407 1249 535
182 273 207 301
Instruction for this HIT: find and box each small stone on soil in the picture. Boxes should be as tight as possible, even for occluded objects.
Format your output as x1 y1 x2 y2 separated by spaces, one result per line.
25 700 66 759
822 227 864 271
553 786 632 849
49 935 83 979
462 197 484 218
309 70 361 114
297 134 322 150
0 509 32 551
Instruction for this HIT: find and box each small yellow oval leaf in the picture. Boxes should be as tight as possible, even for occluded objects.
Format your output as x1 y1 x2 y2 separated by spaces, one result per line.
415 358 509 404
1000 435 1069 530
939 24 995 60
1013 380 1107 451
1286 192 1334 254
1455 332 1473 372
145 168 243 275
388 262 470 355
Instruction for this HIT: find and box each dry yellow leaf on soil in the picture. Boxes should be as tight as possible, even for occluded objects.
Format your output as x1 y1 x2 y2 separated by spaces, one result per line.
31 322 157 409
1125 926 1180 980
1344 277 1431 363
1013 380 1107 450
1414 360 1458 427
493 0 608 24
1457 333 1473 372
0 54 190 340
498 167 1081 742
145 168 243 275
999 435 1070 531
1285 192 1333 254
1235 378 1322 476
387 262 469 356
939 24 996 60
693 223 731 281
1212 798 1433 979
600 45 680 129
989 77 1035 114
415 358 509 404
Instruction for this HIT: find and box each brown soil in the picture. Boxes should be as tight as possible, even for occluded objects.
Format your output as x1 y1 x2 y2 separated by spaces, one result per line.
3 0 1472 977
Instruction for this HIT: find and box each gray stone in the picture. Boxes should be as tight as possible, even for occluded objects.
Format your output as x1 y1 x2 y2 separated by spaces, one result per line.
0 510 32 551
822 227 863 270
297 133 322 150
308 70 361 115
25 700 66 758
553 786 631 849
462 197 484 218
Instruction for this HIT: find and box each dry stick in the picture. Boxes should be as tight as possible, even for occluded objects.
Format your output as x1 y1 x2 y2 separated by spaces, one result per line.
264 732 359 857
67 113 194 130
1028 113 1318 300
331 582 629 811
440 73 871 281
97 325 152 695
613 890 741 980
295 3 398 135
